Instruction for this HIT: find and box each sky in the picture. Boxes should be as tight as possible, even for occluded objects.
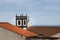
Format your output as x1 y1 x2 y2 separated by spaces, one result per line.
0 0 60 26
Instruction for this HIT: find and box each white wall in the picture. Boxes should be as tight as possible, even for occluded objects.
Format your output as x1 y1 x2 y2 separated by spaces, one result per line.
0 27 25 40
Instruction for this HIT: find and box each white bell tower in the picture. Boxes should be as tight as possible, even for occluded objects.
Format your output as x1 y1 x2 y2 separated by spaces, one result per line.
16 14 29 30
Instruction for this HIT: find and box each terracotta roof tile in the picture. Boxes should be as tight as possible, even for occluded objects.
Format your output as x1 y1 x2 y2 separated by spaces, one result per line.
0 22 37 37
28 26 60 37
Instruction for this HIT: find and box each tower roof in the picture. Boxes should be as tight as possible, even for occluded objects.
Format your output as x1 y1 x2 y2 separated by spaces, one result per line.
16 14 27 20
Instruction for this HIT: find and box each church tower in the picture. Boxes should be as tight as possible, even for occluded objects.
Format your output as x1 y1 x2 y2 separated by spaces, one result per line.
16 14 29 30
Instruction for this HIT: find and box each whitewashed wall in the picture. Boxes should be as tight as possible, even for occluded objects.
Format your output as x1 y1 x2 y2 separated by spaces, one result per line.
0 27 25 40
51 33 60 40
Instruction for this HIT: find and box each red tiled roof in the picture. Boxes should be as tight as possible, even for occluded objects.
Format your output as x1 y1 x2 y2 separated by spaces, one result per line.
28 26 60 37
0 22 37 37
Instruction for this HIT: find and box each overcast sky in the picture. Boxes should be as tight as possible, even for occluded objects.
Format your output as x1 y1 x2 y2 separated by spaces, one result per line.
0 0 60 26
